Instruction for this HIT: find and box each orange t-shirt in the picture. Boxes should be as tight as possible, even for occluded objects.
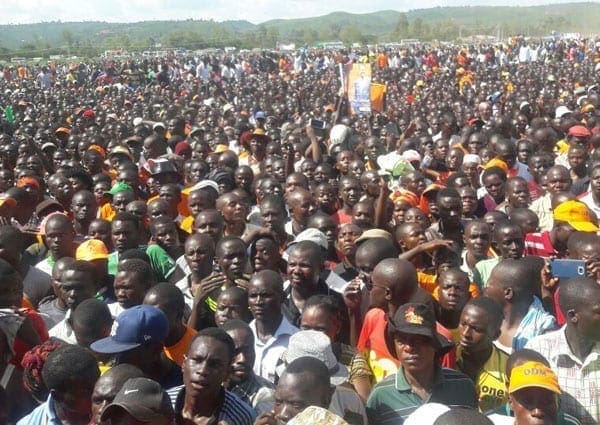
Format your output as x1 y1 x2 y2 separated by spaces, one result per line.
417 271 481 299
164 325 197 366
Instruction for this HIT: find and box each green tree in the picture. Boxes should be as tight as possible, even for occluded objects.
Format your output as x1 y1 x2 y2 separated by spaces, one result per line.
395 13 409 38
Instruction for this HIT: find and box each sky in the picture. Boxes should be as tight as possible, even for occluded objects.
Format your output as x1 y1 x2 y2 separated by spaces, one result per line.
0 0 582 25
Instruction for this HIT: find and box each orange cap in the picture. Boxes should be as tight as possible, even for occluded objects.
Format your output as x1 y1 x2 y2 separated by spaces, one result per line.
553 200 598 232
16 176 40 190
509 361 561 395
484 157 509 173
54 127 71 136
76 239 109 261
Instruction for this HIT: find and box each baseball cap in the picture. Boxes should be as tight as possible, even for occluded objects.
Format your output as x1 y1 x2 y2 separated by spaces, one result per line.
91 305 169 354
509 361 561 395
553 200 598 232
354 229 393 245
288 228 328 251
254 111 266 120
76 239 109 261
108 145 134 161
191 179 219 193
277 331 349 386
100 377 174 423
147 159 179 176
404 403 450 425
107 182 134 196
402 150 422 164
35 199 64 217
484 157 509 173
463 154 481 165
567 125 592 138
555 106 573 118
388 303 451 351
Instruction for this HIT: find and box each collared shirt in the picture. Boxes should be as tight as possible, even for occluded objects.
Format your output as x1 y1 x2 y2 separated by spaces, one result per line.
457 344 509 412
366 365 478 424
525 326 600 425
17 395 61 425
249 315 298 383
167 386 256 425
512 296 557 352
529 192 553 231
49 310 77 344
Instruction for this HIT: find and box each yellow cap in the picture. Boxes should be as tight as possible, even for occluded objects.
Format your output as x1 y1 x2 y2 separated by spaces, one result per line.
509 361 561 395
484 157 509 173
76 239 109 261
213 144 229 154
553 200 599 232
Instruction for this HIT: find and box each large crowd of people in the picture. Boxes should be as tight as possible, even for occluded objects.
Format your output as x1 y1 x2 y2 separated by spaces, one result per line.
0 36 598 425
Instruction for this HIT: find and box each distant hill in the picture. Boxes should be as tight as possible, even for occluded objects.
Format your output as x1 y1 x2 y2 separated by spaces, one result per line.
0 3 598 58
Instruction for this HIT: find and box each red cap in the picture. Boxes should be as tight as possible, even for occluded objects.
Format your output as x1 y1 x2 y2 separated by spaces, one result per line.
568 125 591 138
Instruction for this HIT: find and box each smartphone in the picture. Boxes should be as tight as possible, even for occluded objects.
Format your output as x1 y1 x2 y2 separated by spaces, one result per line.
549 259 587 280
310 119 326 130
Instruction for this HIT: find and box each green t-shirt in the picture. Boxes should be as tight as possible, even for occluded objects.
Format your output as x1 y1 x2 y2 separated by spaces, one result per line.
108 244 175 282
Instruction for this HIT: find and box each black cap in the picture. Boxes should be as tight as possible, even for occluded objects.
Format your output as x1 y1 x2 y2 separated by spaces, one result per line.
388 303 451 351
100 377 174 423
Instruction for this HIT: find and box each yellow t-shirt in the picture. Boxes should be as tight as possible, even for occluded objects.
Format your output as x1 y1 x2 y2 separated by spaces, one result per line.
458 345 509 412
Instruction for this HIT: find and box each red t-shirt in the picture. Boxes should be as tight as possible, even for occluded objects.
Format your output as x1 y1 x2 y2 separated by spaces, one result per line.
12 309 49 369
524 231 557 259
331 210 353 226
357 308 398 383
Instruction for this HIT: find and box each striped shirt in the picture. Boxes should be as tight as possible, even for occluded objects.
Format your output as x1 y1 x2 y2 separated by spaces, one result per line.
525 326 600 425
366 366 478 424
167 385 256 425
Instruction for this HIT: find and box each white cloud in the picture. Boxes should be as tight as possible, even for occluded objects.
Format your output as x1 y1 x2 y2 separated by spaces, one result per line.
0 0 582 24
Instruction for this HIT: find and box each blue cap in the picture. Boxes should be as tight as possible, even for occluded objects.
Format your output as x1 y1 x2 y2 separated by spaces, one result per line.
254 111 266 120
91 305 169 354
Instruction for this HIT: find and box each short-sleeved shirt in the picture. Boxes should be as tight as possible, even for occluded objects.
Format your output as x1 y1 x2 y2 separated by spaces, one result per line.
457 344 509 412
357 308 399 383
472 258 501 289
250 315 298 383
525 326 600 425
366 365 478 424
146 244 177 281
524 230 558 259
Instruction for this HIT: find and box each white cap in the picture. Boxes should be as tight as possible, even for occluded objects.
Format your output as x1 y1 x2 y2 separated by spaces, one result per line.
191 180 219 193
133 117 143 126
288 228 328 250
404 403 450 425
329 124 350 145
463 154 481 165
555 105 573 119
402 149 422 163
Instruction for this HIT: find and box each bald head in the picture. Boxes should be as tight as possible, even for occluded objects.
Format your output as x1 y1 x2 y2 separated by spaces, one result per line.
249 269 284 294
371 258 418 303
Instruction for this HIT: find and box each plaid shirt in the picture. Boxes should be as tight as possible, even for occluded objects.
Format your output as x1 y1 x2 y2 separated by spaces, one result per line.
525 326 600 425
